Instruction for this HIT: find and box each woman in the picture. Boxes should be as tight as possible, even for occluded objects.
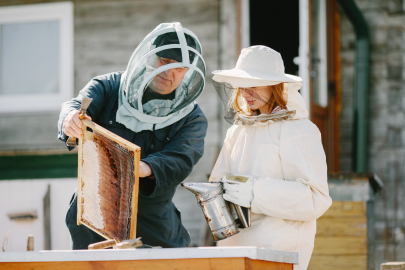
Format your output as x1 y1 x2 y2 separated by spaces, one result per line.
209 46 332 270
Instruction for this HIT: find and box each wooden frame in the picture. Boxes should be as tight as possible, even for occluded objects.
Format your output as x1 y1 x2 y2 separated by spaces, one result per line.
308 0 341 172
326 0 341 172
77 119 141 241
0 2 73 114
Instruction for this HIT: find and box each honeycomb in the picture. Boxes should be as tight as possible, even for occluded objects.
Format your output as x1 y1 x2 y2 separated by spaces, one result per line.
79 122 139 242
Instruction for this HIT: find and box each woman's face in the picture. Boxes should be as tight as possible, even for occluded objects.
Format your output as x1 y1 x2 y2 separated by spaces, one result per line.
240 86 273 114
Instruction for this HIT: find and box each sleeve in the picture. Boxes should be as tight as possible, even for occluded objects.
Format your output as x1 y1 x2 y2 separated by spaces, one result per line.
250 123 332 222
57 74 118 150
141 106 208 198
208 128 234 183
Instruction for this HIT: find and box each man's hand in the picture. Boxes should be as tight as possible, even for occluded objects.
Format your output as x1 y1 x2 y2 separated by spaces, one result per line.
63 110 92 139
139 161 153 178
64 111 152 178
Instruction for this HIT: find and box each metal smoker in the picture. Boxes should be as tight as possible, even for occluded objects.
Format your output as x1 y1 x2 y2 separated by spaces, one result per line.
181 182 250 241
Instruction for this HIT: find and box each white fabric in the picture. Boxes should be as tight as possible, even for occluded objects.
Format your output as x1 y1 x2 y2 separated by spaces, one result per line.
220 175 255 208
209 83 332 270
212 46 302 88
285 82 308 120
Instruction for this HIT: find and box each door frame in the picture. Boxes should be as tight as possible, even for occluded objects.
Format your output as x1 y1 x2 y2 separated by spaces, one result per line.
307 0 341 172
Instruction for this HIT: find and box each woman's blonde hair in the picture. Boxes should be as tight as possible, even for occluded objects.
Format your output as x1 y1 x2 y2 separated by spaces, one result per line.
231 83 287 115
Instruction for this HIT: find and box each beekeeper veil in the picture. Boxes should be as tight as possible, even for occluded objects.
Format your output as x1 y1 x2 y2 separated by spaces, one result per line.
117 22 206 132
212 46 308 126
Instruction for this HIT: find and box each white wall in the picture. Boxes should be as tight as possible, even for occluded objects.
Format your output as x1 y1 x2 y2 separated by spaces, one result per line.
0 178 76 251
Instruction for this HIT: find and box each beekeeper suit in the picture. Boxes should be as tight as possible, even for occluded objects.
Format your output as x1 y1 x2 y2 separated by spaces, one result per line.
209 46 332 270
58 22 207 249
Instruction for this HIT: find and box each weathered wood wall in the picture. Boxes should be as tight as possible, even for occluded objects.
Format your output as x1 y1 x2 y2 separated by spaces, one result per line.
339 0 405 266
0 0 238 246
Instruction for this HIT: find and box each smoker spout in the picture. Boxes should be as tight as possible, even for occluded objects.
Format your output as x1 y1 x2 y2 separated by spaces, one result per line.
181 182 220 196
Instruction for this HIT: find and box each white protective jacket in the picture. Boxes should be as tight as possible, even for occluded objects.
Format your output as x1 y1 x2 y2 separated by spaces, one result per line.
209 82 332 270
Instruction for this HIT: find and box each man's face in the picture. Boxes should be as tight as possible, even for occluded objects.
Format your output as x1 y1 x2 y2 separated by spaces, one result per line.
149 56 188 95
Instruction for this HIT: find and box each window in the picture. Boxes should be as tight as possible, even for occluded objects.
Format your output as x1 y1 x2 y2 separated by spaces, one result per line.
0 2 73 113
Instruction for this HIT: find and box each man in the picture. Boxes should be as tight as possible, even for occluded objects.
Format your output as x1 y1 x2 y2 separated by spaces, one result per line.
58 22 207 249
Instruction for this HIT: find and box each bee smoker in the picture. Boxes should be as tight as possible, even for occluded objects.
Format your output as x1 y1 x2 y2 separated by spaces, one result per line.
181 182 250 241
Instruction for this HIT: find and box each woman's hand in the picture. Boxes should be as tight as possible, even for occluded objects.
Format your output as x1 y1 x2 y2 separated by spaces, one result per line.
220 175 255 208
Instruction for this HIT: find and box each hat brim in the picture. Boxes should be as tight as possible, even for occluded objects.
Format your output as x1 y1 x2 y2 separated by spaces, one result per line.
212 68 302 87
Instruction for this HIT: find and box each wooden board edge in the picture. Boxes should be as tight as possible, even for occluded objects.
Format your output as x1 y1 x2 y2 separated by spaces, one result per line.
249 258 294 270
79 220 113 241
76 124 85 226
0 258 294 270
82 119 141 152
244 258 252 270
129 150 141 239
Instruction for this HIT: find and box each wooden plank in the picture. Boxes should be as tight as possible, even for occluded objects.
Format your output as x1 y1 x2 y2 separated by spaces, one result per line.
320 201 366 218
380 262 405 270
333 0 341 172
0 258 293 270
316 217 367 237
312 236 367 255
308 255 367 270
77 126 84 226
325 0 341 172
43 184 51 250
130 149 141 239
250 259 293 270
82 119 141 152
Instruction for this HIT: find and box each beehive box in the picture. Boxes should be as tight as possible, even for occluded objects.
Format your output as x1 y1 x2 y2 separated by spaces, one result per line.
77 119 141 242
308 173 383 270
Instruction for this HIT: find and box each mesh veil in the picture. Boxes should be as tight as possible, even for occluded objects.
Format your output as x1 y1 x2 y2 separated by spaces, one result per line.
122 27 205 118
213 81 296 125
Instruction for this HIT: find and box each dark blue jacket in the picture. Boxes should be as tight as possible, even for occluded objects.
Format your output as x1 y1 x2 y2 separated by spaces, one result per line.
58 72 207 249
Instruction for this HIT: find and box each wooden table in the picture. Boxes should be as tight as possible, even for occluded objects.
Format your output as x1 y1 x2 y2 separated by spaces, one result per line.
0 247 298 270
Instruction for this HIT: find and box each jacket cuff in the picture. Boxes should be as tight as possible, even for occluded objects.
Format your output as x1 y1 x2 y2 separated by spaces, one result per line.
139 158 159 197
58 111 71 142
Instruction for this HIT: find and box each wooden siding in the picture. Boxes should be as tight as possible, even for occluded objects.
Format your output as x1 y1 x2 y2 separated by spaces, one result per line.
308 201 368 270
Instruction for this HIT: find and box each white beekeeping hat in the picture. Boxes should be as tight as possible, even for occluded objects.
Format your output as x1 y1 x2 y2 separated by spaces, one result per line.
212 46 301 87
